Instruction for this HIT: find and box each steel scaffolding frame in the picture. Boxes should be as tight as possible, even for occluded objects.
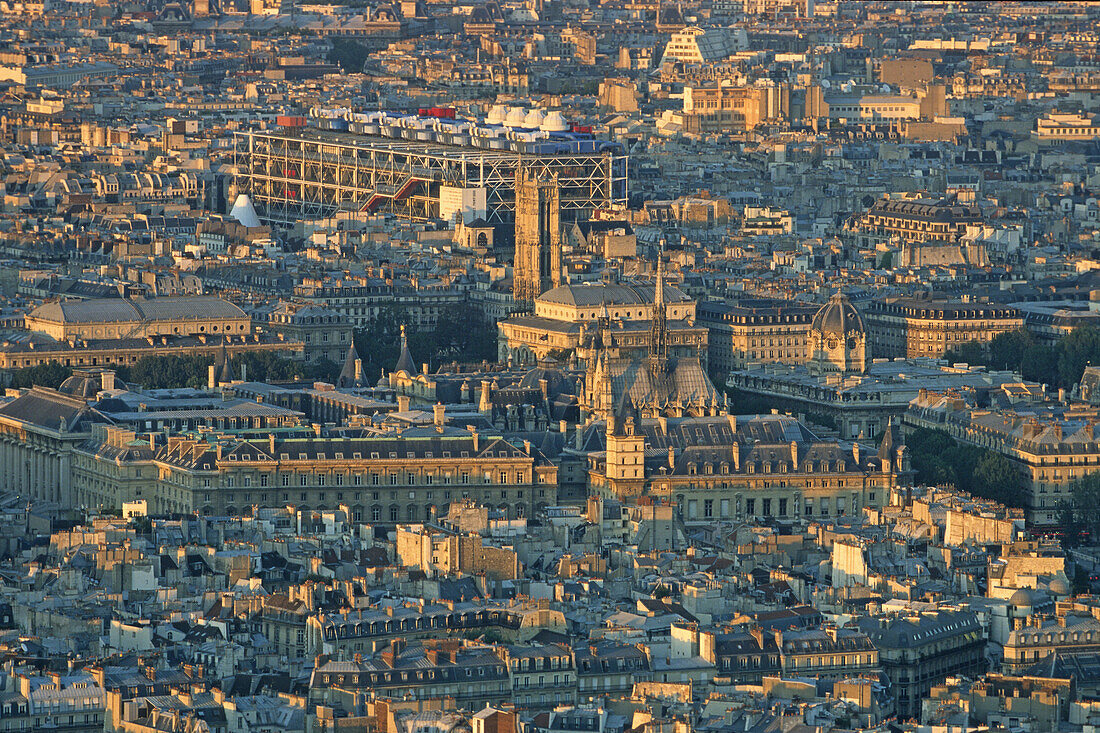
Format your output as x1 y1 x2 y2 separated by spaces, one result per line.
233 131 628 226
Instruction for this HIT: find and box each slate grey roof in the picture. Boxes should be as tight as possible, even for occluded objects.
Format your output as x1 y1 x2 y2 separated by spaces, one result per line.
855 610 980 649
608 355 718 410
29 296 246 325
539 282 691 307
0 387 108 432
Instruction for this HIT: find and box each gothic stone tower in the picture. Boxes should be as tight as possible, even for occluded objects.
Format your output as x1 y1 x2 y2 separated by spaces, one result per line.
513 167 563 310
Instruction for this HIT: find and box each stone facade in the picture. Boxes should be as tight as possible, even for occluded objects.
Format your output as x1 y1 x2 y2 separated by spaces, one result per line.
696 299 817 374
71 424 558 521
865 298 1023 359
267 302 353 364
587 413 906 524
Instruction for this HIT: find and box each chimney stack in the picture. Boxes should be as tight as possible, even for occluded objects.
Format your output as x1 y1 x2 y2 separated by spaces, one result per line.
207 364 216 390
479 380 492 413
101 370 115 392
433 403 446 429
397 395 411 412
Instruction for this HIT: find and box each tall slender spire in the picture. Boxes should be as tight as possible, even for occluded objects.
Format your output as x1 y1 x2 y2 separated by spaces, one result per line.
649 247 668 366
654 252 664 310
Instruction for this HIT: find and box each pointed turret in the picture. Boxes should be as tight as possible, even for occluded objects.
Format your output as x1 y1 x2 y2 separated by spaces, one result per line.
612 393 638 437
877 417 898 461
394 324 418 375
338 342 363 387
217 341 233 385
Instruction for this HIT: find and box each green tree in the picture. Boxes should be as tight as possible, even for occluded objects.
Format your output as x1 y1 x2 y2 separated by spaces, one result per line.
908 428 962 487
908 428 955 454
1069 473 1100 542
118 352 312 390
354 303 411 381
1058 325 1100 388
943 340 985 366
354 303 497 381
943 444 983 491
124 354 212 389
988 329 1034 372
1021 342 1059 385
233 351 309 383
726 387 781 415
8 361 72 389
1058 500 1082 549
431 304 497 363
970 451 1024 507
305 357 341 383
328 38 371 73
908 427 1024 506
919 457 959 487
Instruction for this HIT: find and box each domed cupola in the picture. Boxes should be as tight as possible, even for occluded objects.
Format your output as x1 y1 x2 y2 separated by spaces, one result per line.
809 291 867 375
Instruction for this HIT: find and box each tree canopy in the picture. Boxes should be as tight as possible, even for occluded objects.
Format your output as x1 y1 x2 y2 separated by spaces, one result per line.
327 38 372 73
5 352 334 392
7 361 72 390
908 427 1025 508
354 303 498 381
944 325 1100 388
1060 473 1100 547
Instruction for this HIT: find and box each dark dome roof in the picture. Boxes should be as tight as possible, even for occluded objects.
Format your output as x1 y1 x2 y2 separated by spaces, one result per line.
1009 587 1035 606
1048 578 1070 596
59 372 101 399
519 361 574 399
812 292 865 337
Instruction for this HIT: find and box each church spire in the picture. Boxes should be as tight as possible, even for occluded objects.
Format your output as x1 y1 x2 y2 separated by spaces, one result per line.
654 251 664 310
649 248 668 367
